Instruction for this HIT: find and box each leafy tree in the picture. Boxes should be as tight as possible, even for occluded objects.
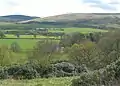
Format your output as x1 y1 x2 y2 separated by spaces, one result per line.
98 30 120 65
28 40 58 66
0 45 13 66
10 42 21 53
0 31 5 39
32 31 37 38
68 41 96 67
60 32 85 47
90 30 120 69
16 33 20 38
89 33 94 42
33 34 37 38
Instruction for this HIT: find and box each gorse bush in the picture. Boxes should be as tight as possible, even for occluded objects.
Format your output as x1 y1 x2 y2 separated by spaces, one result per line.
7 64 39 79
0 61 87 79
72 71 101 86
72 69 115 86
0 67 8 79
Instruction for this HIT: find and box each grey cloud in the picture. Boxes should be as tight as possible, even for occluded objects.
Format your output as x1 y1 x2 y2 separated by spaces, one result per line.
82 0 102 4
109 1 120 5
82 0 117 11
6 1 19 6
90 4 117 11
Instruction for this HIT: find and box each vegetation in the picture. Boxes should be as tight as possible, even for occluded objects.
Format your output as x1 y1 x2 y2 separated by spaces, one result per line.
1 14 120 86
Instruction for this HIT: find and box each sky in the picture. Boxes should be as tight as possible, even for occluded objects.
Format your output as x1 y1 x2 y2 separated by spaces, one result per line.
0 0 120 17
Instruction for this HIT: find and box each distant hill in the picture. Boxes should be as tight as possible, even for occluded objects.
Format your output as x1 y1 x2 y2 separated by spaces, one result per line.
21 13 120 22
18 13 120 29
0 15 39 22
0 13 120 29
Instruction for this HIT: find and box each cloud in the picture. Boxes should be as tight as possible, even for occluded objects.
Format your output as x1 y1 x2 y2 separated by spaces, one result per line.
82 0 101 4
82 0 117 11
90 4 117 11
109 1 120 5
6 1 19 6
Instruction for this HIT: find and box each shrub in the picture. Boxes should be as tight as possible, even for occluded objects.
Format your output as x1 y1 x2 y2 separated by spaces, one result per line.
72 59 120 86
7 64 39 79
0 61 88 79
0 67 8 79
53 62 87 77
72 71 101 86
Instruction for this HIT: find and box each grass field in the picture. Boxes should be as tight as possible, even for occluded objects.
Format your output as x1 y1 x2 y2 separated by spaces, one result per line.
49 28 107 33
64 28 107 33
0 77 76 86
0 39 38 49
5 35 56 39
3 27 107 34
0 28 107 50
0 39 59 50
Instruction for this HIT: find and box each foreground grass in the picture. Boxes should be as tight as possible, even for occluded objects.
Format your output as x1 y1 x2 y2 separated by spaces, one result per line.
0 77 77 86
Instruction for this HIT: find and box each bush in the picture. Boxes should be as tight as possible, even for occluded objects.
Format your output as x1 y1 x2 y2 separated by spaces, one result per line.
7 64 39 79
52 62 87 77
72 59 120 86
72 71 101 86
0 61 88 79
111 59 120 79
0 67 8 79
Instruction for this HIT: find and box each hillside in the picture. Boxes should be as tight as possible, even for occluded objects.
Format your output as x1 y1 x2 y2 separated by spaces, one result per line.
0 13 120 29
19 13 120 29
0 15 39 22
20 13 120 22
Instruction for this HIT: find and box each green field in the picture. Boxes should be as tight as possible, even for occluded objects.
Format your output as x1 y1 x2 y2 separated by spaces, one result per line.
3 27 107 34
0 28 107 50
0 39 38 49
0 39 59 50
5 34 55 39
0 77 76 86
49 28 107 33
64 28 107 33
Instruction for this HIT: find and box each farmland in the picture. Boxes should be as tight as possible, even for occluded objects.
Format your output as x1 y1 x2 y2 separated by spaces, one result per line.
49 28 107 33
0 27 107 50
0 39 38 49
0 14 120 86
5 35 55 38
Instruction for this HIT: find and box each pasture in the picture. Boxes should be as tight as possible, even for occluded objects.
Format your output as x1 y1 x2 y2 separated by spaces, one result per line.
0 39 38 49
49 28 107 33
5 34 55 39
0 28 107 49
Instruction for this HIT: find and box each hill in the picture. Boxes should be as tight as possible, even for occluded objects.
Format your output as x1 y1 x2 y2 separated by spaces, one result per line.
0 15 39 22
19 13 120 29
